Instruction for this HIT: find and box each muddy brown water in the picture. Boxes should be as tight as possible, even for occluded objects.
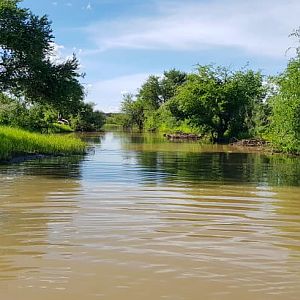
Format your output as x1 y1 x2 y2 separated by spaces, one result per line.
1 132 300 300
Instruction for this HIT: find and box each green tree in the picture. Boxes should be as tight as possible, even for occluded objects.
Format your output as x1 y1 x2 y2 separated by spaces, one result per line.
24 55 84 113
160 69 187 102
71 102 105 132
267 28 300 153
269 56 300 153
137 70 187 110
120 70 187 130
0 0 53 90
0 93 58 132
0 92 26 127
138 75 162 110
0 0 84 112
121 93 144 130
171 65 264 140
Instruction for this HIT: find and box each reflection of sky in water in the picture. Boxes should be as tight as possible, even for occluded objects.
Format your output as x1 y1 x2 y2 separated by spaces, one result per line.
80 132 169 186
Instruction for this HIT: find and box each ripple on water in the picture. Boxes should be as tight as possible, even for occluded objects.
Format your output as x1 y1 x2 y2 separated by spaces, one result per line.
0 132 300 299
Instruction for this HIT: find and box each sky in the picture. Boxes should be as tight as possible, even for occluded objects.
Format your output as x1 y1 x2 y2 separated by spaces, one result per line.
22 0 300 112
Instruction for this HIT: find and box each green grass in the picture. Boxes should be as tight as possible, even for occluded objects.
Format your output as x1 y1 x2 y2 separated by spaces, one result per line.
50 123 74 133
0 126 86 161
103 123 123 131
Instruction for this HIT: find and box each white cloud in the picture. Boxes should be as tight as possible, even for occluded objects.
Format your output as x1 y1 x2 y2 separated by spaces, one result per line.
48 43 65 63
85 0 300 57
85 73 152 112
52 1 58 6
47 43 85 71
66 2 72 7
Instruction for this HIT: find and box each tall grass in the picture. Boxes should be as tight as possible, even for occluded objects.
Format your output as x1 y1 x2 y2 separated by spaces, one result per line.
0 126 86 161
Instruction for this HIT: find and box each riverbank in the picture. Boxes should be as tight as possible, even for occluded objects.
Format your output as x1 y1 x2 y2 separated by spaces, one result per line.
0 126 86 162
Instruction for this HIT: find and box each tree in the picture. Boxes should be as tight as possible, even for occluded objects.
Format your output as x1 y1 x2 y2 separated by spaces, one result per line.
138 75 162 110
120 70 187 130
0 0 53 90
23 55 84 113
70 102 105 132
171 65 265 140
0 92 26 127
0 93 58 132
121 93 144 130
269 52 300 153
160 69 187 102
0 0 84 112
137 70 187 110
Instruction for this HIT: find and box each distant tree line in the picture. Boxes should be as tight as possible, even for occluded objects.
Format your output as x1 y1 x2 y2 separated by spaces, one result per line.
116 30 300 154
0 0 105 132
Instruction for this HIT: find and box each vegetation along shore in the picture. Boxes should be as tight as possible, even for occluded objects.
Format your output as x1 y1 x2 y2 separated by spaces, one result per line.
107 29 300 155
1 0 300 161
0 0 104 162
0 126 86 162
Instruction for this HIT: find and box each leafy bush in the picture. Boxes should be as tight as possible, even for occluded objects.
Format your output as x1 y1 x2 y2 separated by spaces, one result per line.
268 57 300 153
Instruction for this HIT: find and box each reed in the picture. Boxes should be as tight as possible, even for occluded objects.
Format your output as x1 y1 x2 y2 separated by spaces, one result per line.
0 126 86 161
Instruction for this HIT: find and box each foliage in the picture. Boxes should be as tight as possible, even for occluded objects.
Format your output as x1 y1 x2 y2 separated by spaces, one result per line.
268 56 300 153
138 69 187 110
0 1 105 134
0 93 59 132
22 55 85 113
145 105 200 134
160 69 187 102
0 125 86 161
0 92 26 127
170 65 265 140
105 113 126 129
266 28 300 154
118 66 265 139
138 75 161 110
120 70 187 130
70 102 106 132
121 93 144 130
0 0 84 113
0 93 105 133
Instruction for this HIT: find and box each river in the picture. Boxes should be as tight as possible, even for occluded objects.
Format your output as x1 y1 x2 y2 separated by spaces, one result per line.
0 132 300 300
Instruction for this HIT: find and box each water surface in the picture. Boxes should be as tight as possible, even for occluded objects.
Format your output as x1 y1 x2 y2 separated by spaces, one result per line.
1 132 300 299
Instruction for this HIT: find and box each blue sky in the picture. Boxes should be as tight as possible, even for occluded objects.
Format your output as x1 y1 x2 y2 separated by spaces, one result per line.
22 0 300 112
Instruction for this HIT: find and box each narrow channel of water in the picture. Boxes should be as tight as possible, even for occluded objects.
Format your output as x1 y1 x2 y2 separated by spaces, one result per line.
0 132 300 299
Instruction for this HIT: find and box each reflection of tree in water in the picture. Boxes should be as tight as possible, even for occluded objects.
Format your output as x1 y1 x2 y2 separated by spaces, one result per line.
0 156 83 280
114 131 166 147
134 150 300 187
119 136 300 274
126 133 165 145
79 132 104 145
265 155 300 186
132 140 300 259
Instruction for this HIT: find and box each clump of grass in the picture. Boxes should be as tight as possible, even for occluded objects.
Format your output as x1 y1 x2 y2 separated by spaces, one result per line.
0 126 86 161
49 123 74 133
